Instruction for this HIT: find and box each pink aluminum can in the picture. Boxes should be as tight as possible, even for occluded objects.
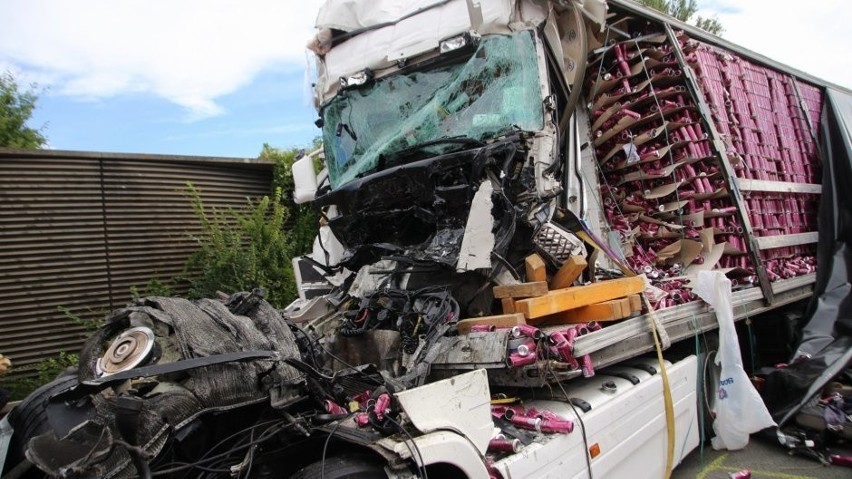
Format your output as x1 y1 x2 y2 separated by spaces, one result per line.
540 419 575 434
471 324 497 332
512 324 543 340
325 400 347 415
374 393 391 420
510 415 542 432
507 352 537 368
354 412 370 427
488 437 522 453
581 354 595 378
728 470 751 479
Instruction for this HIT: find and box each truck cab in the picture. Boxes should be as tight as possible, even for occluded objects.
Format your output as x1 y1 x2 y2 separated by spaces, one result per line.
297 0 602 318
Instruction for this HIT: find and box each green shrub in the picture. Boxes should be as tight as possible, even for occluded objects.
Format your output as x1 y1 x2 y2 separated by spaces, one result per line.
57 305 105 332
156 142 322 309
182 184 298 307
2 352 79 400
130 277 174 301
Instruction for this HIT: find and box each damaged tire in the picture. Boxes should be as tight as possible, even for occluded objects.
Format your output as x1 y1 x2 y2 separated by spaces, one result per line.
3 373 78 476
290 454 388 479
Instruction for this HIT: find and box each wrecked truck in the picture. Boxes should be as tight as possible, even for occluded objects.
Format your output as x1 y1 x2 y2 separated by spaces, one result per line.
3 0 851 477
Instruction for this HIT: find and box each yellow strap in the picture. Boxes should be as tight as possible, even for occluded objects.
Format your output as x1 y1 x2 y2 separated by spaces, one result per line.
648 304 675 479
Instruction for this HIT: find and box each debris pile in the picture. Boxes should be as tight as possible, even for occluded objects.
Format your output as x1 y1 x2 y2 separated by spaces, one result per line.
441 251 644 384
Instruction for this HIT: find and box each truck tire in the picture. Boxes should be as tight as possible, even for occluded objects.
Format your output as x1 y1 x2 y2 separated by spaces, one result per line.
290 454 388 479
697 332 721 441
3 374 78 475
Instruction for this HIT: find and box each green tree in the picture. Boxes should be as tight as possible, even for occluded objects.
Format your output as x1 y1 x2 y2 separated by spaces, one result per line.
0 71 46 148
638 0 724 36
180 142 321 308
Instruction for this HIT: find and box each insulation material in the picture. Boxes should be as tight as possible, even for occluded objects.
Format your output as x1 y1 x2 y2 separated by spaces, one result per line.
69 292 304 477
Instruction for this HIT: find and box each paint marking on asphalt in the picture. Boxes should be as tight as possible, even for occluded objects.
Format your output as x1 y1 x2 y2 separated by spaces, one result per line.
695 453 817 479
696 454 728 479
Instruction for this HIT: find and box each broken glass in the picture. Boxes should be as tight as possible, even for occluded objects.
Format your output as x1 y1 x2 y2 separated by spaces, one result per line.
322 30 545 189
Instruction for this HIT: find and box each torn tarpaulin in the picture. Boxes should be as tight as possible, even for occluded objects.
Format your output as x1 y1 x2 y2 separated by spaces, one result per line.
795 88 852 360
757 88 852 431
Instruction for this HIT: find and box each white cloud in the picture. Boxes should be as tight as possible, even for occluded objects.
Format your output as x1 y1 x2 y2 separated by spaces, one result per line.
698 0 851 89
2 0 848 124
0 0 325 119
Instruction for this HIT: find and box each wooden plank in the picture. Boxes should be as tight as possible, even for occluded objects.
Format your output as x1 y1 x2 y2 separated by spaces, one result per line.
550 255 588 290
756 232 818 250
524 253 547 283
515 276 646 319
501 298 516 314
534 298 631 325
738 179 821 194
493 281 548 299
628 294 642 313
457 313 527 335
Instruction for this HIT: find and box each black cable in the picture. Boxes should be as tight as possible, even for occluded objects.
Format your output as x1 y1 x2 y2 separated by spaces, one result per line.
320 419 347 479
112 439 152 479
288 322 324 370
242 427 257 479
567 399 594 478
491 252 521 281
189 463 234 473
152 420 292 476
551 373 594 479
284 357 335 381
179 416 288 479
198 419 283 460
290 320 384 386
432 426 493 474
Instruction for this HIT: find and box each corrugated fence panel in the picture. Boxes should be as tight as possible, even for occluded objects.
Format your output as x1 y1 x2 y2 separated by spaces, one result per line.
0 149 273 380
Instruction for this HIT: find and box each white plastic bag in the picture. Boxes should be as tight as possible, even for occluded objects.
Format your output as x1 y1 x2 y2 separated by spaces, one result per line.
693 271 776 450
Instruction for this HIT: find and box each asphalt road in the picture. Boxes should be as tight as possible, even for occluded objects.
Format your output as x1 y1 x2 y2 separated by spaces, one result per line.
672 434 851 479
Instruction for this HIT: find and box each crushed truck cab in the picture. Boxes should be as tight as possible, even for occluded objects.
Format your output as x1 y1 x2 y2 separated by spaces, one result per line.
4 1 847 478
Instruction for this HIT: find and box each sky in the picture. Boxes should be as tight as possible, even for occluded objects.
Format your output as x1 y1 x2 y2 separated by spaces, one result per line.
0 0 849 159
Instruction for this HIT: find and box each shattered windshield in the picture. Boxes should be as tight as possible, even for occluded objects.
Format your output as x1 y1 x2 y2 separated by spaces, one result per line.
322 30 545 189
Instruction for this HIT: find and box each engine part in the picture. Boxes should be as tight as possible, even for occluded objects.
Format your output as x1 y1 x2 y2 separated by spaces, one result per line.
96 326 155 377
